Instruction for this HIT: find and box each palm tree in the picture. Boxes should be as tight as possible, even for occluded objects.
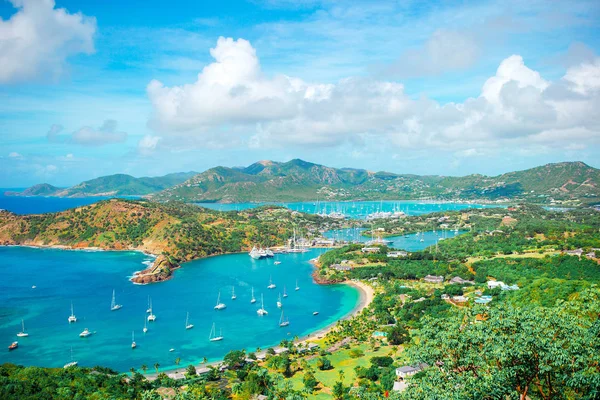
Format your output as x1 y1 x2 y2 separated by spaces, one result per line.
153 362 160 373
141 364 148 374
129 367 136 376
202 356 208 364
175 357 181 366
338 369 345 382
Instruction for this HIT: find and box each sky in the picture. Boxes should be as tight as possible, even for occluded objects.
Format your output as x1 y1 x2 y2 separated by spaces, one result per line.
0 0 599 187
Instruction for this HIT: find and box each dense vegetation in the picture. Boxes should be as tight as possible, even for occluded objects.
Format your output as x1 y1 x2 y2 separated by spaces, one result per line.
1 202 599 399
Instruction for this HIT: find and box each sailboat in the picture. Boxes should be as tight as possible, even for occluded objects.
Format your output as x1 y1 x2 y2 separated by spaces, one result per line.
209 323 223 342
185 312 194 330
214 291 226 310
295 280 300 291
250 287 256 304
231 286 237 300
63 347 77 368
16 319 28 337
79 328 92 338
131 331 137 349
147 298 156 321
257 294 268 316
68 302 77 323
110 289 122 311
143 316 148 333
282 286 288 298
146 296 152 313
8 341 18 350
267 276 276 289
279 309 290 327
277 293 282 309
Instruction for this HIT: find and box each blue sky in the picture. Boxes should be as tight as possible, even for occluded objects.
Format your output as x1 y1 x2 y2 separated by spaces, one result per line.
1 0 599 187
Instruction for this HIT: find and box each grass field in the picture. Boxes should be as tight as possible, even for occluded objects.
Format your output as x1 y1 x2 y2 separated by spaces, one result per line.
286 343 401 399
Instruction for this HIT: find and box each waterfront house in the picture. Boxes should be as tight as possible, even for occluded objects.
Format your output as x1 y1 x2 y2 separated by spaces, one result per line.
487 280 505 289
449 276 474 285
395 363 427 378
361 246 380 253
330 264 352 271
452 295 468 303
387 251 408 258
423 275 444 283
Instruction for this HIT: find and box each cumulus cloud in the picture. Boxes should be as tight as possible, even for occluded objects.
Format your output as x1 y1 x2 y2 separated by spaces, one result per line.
71 120 127 146
147 37 600 155
47 120 127 146
0 0 96 84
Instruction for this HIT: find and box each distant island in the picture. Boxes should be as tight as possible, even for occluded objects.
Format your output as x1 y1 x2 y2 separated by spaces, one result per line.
5 160 600 205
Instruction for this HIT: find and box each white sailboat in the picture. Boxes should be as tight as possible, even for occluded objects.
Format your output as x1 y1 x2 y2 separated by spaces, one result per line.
295 280 300 291
143 316 148 333
63 347 78 368
147 298 156 321
16 319 28 337
131 331 136 349
110 289 122 311
279 309 289 327
68 302 77 323
257 294 268 316
250 287 256 304
79 328 92 338
231 286 237 300
214 291 226 310
209 323 223 342
267 276 276 289
277 293 282 309
282 286 288 298
185 312 194 330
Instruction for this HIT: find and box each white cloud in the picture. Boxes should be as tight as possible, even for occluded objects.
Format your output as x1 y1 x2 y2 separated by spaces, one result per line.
147 37 600 156
563 58 600 95
70 120 127 146
137 135 161 156
0 0 96 83
8 152 22 158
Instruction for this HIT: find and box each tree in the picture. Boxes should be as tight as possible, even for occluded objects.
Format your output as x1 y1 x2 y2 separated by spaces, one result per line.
224 349 246 370
333 381 345 400
185 365 197 379
141 364 148 374
401 289 600 400
316 356 333 371
175 357 181 366
153 363 160 373
387 325 410 345
303 370 318 393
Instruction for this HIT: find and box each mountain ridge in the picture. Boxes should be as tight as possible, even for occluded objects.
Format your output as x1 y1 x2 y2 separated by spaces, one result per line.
7 161 599 205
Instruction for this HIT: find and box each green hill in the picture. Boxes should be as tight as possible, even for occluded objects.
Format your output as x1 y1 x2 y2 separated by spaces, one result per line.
9 171 198 198
153 160 600 205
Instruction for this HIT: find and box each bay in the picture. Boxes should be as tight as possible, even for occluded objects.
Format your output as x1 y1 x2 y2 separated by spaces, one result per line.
0 247 358 372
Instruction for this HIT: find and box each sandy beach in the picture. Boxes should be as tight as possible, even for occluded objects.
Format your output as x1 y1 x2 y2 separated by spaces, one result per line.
144 279 375 380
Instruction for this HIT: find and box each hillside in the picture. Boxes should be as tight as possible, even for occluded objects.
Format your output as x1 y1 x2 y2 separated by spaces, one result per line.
9 160 600 204
5 171 197 198
0 199 338 283
153 160 600 205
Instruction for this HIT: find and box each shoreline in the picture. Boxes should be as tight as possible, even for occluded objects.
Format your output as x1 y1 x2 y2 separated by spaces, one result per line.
143 279 375 380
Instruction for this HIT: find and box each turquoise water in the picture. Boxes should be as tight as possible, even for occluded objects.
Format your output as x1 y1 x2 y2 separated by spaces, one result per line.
197 200 499 219
0 247 358 372
325 228 466 251
0 190 139 215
